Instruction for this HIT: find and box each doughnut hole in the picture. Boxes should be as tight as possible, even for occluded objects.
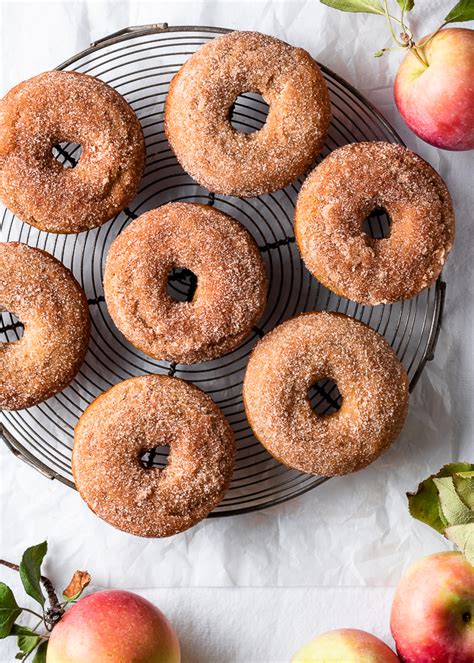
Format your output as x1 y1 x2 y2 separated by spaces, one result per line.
140 445 170 470
52 141 83 169
166 267 198 303
362 206 392 240
308 378 342 416
229 91 269 134
0 311 24 342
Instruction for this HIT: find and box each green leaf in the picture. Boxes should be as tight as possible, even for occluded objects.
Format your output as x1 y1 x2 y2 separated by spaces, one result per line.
32 641 48 663
19 542 47 608
0 583 21 638
408 475 447 533
407 463 474 533
445 0 474 23
434 476 474 526
17 632 41 655
397 0 414 10
446 523 474 566
12 625 40 637
320 0 385 15
374 49 384 57
453 471 474 510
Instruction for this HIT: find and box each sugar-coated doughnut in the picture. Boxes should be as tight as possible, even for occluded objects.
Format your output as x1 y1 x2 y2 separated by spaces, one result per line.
73 375 235 537
295 142 454 305
0 243 90 410
104 202 267 364
0 71 145 233
243 312 409 476
165 31 330 197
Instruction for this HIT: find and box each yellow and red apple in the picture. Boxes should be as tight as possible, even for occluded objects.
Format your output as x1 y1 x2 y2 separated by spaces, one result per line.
391 552 474 663
46 590 180 663
394 28 474 151
291 628 400 662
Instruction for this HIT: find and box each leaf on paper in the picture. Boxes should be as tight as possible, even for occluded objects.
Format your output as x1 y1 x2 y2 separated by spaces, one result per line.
453 471 474 510
434 477 474 526
445 0 474 23
397 0 414 11
446 523 474 566
32 641 48 663
0 583 21 638
320 0 385 15
407 463 474 532
19 542 47 608
17 632 41 655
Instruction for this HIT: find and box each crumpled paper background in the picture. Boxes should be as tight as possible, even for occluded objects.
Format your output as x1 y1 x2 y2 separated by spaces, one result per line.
0 0 473 659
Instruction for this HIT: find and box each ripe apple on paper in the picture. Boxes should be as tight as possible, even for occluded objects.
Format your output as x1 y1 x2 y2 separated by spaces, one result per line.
320 0 474 150
394 28 474 151
391 552 474 663
0 541 181 662
46 590 180 663
291 628 400 662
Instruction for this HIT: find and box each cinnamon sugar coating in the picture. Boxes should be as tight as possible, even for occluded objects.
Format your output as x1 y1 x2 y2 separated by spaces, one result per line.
0 243 90 410
295 142 455 305
73 375 235 537
164 31 330 197
243 312 409 477
104 202 267 363
0 71 145 233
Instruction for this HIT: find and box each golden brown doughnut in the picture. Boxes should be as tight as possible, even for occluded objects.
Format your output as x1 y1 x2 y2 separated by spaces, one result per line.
0 242 90 410
0 71 145 233
104 202 267 364
73 375 235 537
164 31 330 197
295 142 455 305
243 312 409 476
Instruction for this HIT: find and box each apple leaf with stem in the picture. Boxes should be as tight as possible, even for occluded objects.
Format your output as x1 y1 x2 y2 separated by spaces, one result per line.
408 462 474 566
445 0 474 24
0 543 92 661
17 632 41 657
319 0 474 61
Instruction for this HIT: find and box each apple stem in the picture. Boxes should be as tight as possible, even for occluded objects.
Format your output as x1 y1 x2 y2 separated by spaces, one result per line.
383 0 405 48
410 44 429 68
0 558 65 629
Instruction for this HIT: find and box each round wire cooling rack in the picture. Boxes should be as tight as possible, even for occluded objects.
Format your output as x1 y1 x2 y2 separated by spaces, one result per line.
0 24 445 517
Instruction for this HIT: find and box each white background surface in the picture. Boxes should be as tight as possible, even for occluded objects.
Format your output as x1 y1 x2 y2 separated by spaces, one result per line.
0 1 473 661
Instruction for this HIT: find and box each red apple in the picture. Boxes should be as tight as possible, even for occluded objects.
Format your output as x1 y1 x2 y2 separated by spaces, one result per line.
391 552 474 663
46 589 180 662
394 28 474 150
291 628 400 661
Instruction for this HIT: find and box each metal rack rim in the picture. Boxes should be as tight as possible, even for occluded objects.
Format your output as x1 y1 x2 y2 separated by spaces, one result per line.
0 23 445 516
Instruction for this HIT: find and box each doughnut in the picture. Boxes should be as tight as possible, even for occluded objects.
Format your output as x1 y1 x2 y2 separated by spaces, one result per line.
243 312 409 476
0 70 145 233
104 202 267 363
164 31 330 197
0 243 90 410
295 142 455 305
72 375 235 537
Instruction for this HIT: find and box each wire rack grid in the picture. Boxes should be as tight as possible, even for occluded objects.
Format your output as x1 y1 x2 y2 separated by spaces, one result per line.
0 24 445 516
